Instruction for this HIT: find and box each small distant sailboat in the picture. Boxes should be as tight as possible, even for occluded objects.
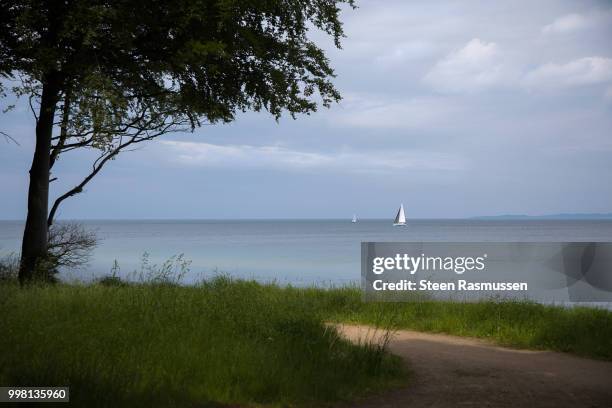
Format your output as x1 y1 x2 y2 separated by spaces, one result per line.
352 214 358 223
393 204 406 226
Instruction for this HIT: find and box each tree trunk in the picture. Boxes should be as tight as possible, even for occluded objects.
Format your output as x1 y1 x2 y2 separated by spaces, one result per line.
19 73 61 284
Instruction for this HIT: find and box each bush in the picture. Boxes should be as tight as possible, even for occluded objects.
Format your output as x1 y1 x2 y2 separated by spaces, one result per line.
0 252 19 282
47 222 97 269
21 222 98 283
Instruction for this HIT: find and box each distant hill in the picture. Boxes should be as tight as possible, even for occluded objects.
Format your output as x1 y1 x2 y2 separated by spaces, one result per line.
472 213 612 220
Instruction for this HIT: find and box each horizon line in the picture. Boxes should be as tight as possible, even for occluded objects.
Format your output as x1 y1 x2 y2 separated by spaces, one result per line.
2 214 612 222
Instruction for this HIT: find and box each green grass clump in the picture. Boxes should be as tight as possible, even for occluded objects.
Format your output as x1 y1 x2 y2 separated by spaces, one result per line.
0 279 405 407
305 287 612 360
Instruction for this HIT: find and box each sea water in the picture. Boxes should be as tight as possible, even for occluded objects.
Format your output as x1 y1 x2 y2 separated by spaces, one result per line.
1 219 612 286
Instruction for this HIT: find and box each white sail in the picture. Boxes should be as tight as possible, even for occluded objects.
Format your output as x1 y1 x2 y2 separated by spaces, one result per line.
352 214 357 223
393 204 406 225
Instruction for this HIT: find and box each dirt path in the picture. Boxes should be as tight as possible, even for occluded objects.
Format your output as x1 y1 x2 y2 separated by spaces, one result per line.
336 324 612 408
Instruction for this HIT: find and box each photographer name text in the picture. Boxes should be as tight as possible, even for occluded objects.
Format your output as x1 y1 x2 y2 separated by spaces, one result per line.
370 254 528 292
372 279 528 291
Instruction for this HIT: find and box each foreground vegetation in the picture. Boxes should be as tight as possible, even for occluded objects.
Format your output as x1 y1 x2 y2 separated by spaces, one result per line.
311 287 612 360
0 279 404 407
1 275 611 407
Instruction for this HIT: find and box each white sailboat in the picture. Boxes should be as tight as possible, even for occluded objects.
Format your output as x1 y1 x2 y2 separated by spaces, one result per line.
352 214 357 223
393 204 406 226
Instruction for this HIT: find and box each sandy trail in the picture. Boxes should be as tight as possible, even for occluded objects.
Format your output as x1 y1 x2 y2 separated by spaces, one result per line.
336 324 612 408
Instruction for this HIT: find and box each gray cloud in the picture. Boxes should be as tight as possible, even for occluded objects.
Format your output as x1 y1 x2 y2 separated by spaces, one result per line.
1 0 612 219
542 13 590 34
329 94 463 129
523 57 612 89
161 140 465 173
422 38 513 93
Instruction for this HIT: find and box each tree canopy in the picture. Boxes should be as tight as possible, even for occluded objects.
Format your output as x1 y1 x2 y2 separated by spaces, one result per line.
0 0 354 282
1 0 352 117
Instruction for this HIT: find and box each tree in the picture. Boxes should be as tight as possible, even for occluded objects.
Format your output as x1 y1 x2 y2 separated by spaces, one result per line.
0 0 354 283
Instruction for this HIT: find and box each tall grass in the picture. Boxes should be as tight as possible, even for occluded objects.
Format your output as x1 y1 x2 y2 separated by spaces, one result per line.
0 279 405 407
1 268 611 407
301 287 612 360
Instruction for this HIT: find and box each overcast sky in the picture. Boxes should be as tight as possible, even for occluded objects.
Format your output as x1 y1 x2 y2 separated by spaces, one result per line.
1 0 612 219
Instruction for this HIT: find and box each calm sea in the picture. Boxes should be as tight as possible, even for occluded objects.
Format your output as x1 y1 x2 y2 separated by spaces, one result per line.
1 219 612 286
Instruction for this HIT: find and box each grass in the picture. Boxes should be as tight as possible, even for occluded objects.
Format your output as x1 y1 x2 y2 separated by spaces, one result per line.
0 279 405 407
299 286 612 360
1 278 611 407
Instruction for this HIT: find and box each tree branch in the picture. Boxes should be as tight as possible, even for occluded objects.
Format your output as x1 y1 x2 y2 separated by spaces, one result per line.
28 93 39 122
48 147 120 227
1 131 20 145
47 119 187 226
50 88 71 169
